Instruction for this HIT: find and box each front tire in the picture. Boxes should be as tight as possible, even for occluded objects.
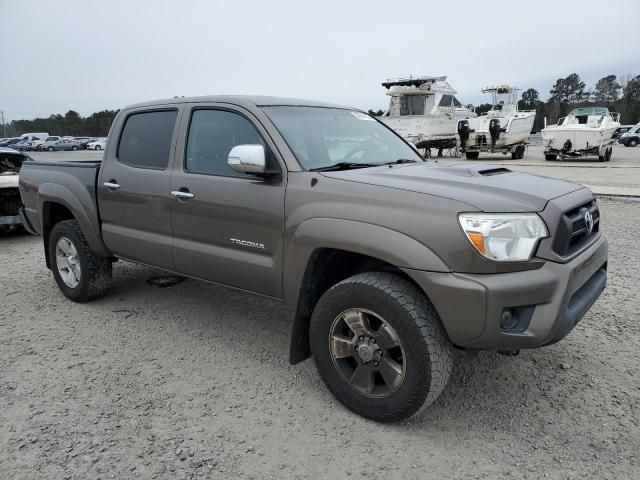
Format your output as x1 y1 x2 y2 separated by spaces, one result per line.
47 146 54 152
310 272 453 423
465 151 479 160
49 220 112 302
628 139 638 147
95 145 101 151
72 145 78 151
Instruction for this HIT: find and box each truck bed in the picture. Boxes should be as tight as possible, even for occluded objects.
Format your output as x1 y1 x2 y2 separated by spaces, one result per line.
19 158 102 237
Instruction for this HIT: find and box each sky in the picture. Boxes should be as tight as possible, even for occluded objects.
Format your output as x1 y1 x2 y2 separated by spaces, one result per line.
1 0 639 122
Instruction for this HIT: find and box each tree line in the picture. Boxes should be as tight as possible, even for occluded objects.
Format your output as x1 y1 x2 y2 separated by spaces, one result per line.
369 73 640 132
2 109 118 138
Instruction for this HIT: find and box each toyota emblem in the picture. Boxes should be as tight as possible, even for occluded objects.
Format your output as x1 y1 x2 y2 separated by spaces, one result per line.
584 210 594 234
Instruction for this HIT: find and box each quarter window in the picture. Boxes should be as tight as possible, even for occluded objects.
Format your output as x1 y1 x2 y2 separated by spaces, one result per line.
118 110 177 169
185 109 268 177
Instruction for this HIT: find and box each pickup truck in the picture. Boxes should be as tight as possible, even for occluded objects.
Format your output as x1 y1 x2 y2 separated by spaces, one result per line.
19 96 608 422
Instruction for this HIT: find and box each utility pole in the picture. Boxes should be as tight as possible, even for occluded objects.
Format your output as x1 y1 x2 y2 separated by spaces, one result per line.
0 110 6 137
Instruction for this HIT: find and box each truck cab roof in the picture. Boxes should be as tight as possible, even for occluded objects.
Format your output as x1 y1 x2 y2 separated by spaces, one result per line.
124 95 349 111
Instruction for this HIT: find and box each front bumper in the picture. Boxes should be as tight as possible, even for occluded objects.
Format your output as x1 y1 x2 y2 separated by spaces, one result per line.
404 235 608 350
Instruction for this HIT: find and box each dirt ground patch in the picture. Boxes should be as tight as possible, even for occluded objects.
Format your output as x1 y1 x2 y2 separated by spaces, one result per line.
1 199 638 479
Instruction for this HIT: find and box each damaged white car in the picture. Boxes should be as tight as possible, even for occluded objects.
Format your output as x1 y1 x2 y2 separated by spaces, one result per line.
0 147 30 233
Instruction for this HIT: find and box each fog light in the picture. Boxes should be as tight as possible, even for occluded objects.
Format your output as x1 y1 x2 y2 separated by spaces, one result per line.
500 309 517 330
500 306 536 332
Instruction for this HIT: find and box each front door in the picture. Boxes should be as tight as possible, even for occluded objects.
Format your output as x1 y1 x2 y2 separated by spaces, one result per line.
169 105 286 298
98 107 181 270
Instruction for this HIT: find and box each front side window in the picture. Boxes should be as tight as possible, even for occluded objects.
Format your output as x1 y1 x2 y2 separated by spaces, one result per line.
262 106 423 171
118 110 177 169
185 109 267 177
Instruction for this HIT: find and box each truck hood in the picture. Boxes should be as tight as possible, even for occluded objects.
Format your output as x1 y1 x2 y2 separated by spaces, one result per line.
321 163 585 212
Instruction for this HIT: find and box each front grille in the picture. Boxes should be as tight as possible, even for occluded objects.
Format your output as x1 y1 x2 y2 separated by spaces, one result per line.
552 200 600 257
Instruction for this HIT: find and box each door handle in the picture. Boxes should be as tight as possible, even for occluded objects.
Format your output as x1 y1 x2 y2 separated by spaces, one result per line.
171 190 195 200
103 181 120 190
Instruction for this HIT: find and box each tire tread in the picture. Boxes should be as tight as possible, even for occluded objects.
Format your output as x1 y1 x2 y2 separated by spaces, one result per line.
312 272 453 422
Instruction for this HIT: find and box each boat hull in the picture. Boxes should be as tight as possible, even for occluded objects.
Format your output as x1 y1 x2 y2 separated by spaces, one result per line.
462 112 535 152
381 112 474 148
541 126 618 152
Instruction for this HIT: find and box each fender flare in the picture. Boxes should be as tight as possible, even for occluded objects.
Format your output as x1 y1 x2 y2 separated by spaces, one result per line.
284 218 450 364
38 183 110 258
284 218 449 305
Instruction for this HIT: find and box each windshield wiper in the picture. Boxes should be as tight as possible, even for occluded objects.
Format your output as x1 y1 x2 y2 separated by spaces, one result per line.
383 158 418 165
309 162 378 172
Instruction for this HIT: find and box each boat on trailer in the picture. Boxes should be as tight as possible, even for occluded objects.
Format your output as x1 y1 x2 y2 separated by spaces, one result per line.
379 76 475 156
457 86 535 160
541 107 620 162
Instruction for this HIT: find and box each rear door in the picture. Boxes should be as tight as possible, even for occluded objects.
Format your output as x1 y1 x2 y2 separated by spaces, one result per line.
168 103 287 298
98 106 181 270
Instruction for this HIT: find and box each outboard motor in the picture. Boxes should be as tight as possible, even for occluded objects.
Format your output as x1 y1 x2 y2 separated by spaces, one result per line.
488 119 501 150
457 120 470 152
562 139 572 153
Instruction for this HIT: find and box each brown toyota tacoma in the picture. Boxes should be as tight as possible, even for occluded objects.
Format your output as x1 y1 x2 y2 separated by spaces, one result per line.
19 96 608 422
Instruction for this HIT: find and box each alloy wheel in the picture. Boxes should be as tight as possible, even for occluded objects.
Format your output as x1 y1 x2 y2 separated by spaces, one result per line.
329 308 406 398
55 237 81 288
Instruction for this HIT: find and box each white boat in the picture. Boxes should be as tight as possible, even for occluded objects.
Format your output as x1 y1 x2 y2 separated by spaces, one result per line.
458 86 535 160
379 76 475 156
541 107 620 161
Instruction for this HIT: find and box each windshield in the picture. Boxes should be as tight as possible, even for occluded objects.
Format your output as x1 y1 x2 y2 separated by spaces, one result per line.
261 106 423 170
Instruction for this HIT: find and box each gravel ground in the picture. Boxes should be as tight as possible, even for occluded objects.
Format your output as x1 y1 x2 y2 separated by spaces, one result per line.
1 199 639 479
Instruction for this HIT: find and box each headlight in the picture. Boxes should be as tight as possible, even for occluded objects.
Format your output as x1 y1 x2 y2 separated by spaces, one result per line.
458 213 548 261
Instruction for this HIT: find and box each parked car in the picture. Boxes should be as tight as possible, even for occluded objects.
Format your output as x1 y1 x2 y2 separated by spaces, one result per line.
86 138 107 150
78 138 98 149
34 136 62 151
20 132 49 143
19 95 608 423
1 147 31 233
0 137 22 148
13 139 34 151
618 124 640 147
43 139 81 151
612 125 634 140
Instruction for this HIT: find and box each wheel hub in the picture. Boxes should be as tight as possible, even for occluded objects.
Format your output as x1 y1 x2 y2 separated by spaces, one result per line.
355 337 381 364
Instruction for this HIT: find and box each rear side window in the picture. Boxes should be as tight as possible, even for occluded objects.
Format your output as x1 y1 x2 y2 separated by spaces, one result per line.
118 110 177 169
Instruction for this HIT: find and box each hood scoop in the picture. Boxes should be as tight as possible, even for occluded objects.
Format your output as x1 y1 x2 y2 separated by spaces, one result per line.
477 167 511 176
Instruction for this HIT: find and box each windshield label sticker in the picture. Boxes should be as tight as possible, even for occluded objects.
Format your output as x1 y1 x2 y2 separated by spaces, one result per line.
351 112 375 121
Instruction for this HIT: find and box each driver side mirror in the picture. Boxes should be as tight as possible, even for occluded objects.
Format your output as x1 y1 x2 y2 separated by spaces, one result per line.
228 144 266 175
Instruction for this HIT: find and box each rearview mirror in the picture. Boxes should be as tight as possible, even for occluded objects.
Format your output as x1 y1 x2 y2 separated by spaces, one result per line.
228 144 266 175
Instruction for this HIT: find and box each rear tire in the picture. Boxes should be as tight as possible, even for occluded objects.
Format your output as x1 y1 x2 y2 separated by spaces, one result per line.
48 220 112 302
72 145 78 151
310 272 453 423
545 154 557 161
511 145 525 160
629 139 638 147
465 151 479 160
47 146 54 152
